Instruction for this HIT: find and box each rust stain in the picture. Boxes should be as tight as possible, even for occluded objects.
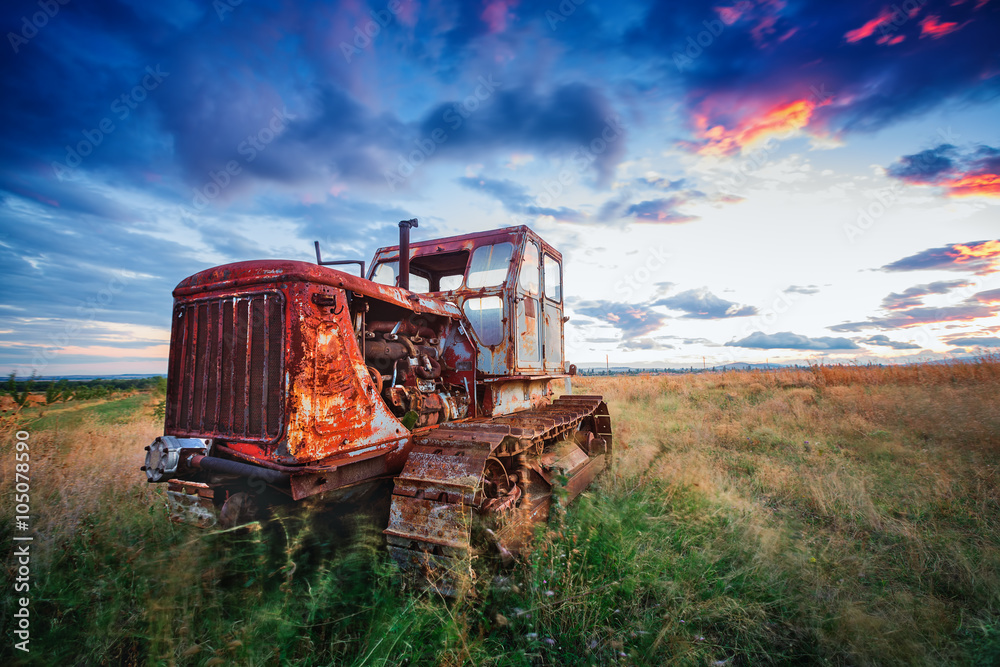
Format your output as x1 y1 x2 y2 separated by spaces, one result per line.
159 225 597 518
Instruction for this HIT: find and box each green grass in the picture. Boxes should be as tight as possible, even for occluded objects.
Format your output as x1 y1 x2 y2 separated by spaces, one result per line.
20 393 154 432
2 365 999 666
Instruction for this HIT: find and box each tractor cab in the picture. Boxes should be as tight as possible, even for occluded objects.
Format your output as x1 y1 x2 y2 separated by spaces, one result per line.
368 225 566 379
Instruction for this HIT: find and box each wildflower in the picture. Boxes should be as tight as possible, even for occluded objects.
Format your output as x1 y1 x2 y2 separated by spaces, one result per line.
545 590 555 597
544 638 556 646
526 632 538 639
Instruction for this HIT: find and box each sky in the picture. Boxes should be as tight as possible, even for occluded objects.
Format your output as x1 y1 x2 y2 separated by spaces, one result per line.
0 0 998 376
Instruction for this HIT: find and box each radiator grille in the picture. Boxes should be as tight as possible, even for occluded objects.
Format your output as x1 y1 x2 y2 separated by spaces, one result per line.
166 292 285 443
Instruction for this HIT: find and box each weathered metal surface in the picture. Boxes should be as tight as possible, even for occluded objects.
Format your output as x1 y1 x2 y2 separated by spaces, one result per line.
368 225 564 379
174 260 463 319
166 480 217 527
154 222 611 583
165 291 285 444
488 378 554 416
289 454 389 501
384 395 612 594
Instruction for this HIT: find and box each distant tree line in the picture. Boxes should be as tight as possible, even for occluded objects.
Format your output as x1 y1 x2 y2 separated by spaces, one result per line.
6 373 166 406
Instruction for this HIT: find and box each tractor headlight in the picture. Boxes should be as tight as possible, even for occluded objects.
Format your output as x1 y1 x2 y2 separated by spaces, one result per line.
144 436 211 482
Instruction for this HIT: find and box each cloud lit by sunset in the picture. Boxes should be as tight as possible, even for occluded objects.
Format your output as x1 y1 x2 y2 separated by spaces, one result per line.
1 0 999 374
943 173 1000 197
694 98 819 156
844 8 900 43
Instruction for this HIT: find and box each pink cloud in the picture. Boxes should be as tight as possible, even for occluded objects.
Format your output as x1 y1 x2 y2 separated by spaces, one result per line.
920 15 964 38
481 0 519 34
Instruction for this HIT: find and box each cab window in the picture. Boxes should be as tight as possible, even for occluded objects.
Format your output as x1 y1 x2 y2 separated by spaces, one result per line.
463 296 504 346
467 243 513 288
371 261 430 292
543 255 561 302
519 242 540 295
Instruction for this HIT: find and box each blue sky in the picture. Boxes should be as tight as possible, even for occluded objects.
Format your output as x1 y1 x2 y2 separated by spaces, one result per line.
1 0 998 375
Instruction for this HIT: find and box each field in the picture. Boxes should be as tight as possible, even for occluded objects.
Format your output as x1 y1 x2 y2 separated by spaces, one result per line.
2 361 999 666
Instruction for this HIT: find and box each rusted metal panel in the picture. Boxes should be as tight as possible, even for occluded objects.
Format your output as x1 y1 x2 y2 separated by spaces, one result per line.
173 260 463 320
289 455 389 501
369 225 563 274
165 291 285 444
488 378 553 416
166 480 217 527
385 497 473 549
285 282 410 463
383 394 612 594
369 225 565 380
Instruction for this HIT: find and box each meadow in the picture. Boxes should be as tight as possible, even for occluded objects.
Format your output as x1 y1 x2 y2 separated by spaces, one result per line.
1 359 998 666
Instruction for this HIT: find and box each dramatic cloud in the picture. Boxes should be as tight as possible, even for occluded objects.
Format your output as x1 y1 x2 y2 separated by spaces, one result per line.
944 336 1000 347
0 0 998 372
598 184 710 223
860 335 921 350
974 288 1000 304
829 290 1000 332
628 0 1000 153
421 84 626 185
885 144 958 182
726 331 861 350
880 279 970 310
880 240 1000 276
624 198 699 223
655 289 758 319
886 144 1000 197
457 176 584 221
691 98 821 156
567 299 669 339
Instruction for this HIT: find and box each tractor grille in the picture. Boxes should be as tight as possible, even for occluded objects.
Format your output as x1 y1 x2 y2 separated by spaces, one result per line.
166 292 285 443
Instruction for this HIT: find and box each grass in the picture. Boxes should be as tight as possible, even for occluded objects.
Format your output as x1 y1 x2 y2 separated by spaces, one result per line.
7 393 156 433
1 359 998 665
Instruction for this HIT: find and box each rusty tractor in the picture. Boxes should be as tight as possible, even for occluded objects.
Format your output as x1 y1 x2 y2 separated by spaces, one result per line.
144 221 612 593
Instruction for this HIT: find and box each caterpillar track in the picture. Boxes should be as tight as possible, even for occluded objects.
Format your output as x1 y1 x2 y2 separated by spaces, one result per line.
384 395 613 596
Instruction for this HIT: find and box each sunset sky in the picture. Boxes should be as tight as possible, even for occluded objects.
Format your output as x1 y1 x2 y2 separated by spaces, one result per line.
1 0 998 376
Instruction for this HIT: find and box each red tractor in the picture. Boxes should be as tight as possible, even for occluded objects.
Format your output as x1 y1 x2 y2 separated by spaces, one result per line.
144 221 612 591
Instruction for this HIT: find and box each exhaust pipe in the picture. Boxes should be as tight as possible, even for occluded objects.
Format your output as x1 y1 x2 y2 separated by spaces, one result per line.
398 218 418 290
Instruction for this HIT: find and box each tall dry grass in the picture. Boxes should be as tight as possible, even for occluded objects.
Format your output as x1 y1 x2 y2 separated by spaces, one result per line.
1 361 998 665
571 357 1000 665
1 407 161 569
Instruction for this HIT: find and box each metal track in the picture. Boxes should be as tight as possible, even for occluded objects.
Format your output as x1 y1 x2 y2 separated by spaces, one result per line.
384 395 612 595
